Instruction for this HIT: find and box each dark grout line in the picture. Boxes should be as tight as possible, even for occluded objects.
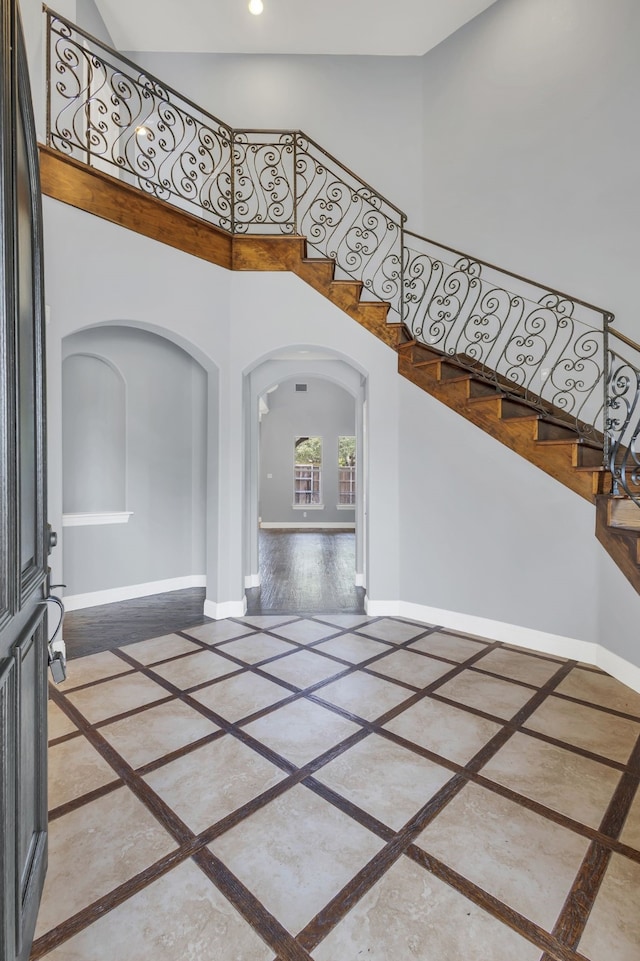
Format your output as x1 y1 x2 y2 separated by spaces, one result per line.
42 621 640 961
193 848 314 961
29 847 197 961
48 778 123 821
295 658 578 953
406 846 584 961
539 730 640 958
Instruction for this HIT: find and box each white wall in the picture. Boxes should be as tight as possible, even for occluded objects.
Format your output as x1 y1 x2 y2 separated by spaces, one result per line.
42 197 402 611
124 50 425 232
420 0 640 339
398 373 600 642
36 0 640 674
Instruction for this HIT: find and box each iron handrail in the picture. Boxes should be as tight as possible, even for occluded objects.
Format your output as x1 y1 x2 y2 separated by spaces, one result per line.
43 7 640 509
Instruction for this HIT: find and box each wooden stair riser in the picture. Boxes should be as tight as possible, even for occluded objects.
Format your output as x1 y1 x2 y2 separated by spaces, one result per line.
595 496 640 593
399 353 597 502
608 497 640 532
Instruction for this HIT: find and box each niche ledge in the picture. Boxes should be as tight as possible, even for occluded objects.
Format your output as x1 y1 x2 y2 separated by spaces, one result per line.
62 511 134 527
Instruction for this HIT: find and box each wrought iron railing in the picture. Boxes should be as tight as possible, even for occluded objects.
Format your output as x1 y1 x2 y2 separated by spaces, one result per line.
606 330 640 503
44 7 640 509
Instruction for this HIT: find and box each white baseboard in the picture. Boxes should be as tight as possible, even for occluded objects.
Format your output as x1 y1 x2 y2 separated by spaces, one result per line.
260 522 355 529
64 575 207 612
244 573 261 589
204 597 248 620
363 598 640 694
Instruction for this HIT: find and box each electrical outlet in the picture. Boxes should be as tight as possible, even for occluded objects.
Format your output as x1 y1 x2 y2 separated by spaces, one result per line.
303 512 307 517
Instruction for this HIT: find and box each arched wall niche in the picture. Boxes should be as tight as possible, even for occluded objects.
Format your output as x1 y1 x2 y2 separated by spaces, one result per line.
60 323 218 606
62 351 127 515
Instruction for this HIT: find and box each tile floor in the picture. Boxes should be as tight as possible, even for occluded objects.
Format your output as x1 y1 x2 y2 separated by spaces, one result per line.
33 614 640 961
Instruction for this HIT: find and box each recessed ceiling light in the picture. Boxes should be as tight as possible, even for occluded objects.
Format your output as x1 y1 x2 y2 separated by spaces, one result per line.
248 0 264 15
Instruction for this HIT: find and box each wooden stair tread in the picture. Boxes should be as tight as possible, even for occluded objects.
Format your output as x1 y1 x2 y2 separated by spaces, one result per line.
536 437 601 449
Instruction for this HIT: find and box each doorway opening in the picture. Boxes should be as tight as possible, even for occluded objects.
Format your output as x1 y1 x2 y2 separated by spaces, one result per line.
243 356 367 615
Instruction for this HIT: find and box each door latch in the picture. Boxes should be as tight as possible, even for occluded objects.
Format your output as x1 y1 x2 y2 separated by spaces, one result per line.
43 592 67 684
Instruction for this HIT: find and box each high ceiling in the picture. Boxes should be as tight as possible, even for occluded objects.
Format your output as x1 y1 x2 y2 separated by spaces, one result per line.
94 0 499 57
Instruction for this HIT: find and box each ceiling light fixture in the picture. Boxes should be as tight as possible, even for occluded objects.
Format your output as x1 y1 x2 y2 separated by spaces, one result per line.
248 0 264 14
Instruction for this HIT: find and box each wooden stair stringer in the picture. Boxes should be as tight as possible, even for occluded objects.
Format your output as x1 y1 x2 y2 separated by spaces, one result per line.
39 145 234 269
39 146 396 347
595 496 640 593
397 351 598 502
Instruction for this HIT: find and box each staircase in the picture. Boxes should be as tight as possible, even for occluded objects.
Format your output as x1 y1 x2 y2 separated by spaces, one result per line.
40 9 640 594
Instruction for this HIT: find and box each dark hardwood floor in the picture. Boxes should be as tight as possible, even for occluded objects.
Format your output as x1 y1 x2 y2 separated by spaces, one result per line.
246 529 364 615
63 588 208 659
63 530 363 659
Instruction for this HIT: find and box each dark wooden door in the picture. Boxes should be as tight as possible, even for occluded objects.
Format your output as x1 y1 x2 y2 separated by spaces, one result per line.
0 3 50 960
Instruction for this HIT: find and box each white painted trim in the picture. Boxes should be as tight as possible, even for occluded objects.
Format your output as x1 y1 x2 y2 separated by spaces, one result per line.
62 511 134 527
363 598 640 694
204 598 247 620
596 645 640 697
292 504 325 510
355 573 365 587
244 573 261 589
260 521 356 529
336 504 356 511
63 575 206 611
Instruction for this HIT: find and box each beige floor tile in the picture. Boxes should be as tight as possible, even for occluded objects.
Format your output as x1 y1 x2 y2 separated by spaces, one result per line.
318 671 411 721
481 731 621 829
525 694 640 764
578 854 640 961
149 649 239 689
215 632 297 664
476 647 562 687
64 672 170 724
313 633 391 664
555 667 640 717
315 733 452 829
121 633 201 665
210 785 384 934
312 854 541 961
415 782 589 930
436 670 534 720
48 735 118 809
356 619 426 644
408 631 490 662
271 620 340 643
101 699 219 768
44 859 273 961
368 649 454 688
191 671 290 722
48 699 78 740
183 620 255 644
620 790 640 850
384 696 502 765
314 614 376 629
262 649 348 688
144 735 287 833
234 614 298 630
244 697 361 767
35 786 176 939
58 650 131 690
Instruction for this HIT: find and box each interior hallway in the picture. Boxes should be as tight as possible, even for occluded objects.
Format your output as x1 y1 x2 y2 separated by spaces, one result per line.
246 530 364 615
34 606 640 960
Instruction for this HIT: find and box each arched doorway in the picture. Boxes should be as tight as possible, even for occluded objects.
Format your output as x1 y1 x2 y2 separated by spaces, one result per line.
243 350 368 614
